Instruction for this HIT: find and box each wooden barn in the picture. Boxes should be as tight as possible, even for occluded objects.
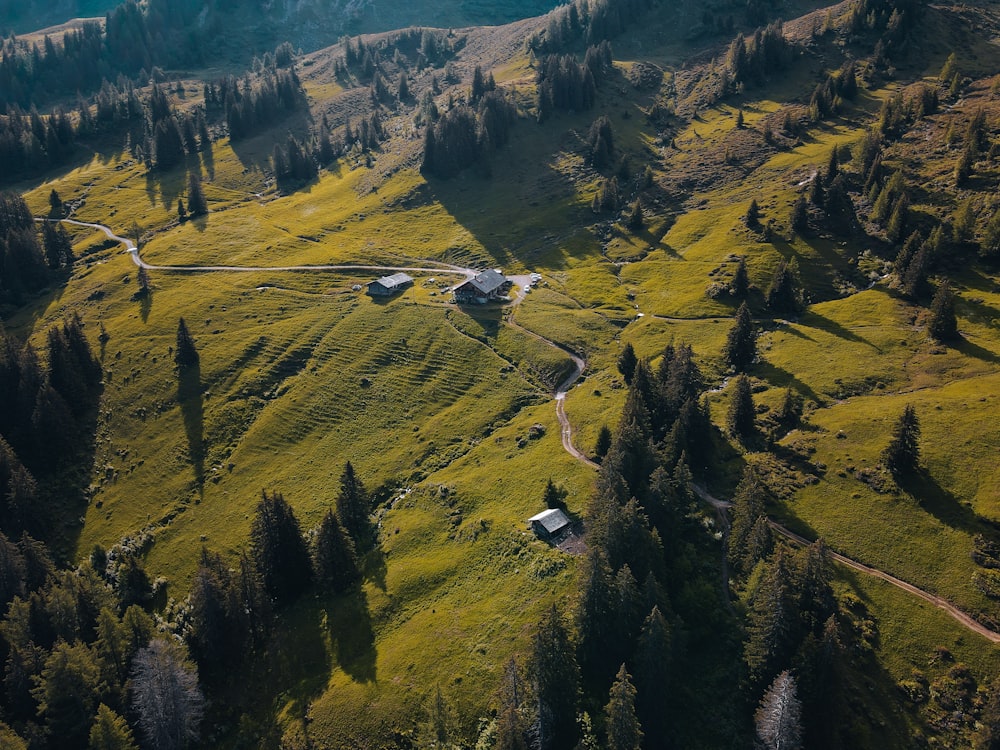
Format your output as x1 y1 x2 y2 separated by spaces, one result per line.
367 272 414 296
528 508 571 541
454 269 510 304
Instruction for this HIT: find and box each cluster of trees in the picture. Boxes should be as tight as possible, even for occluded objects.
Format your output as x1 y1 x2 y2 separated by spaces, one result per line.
421 90 517 179
0 0 212 111
272 134 319 191
188 464 372 683
725 22 792 89
208 67 306 142
0 526 203 749
0 108 78 183
535 44 611 120
529 0 656 54
0 312 102 527
336 28 458 82
808 61 860 121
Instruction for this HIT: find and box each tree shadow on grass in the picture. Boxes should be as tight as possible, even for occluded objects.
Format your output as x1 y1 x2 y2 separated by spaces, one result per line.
755 360 825 406
326 588 377 683
177 363 205 493
361 546 388 591
953 335 1000 364
899 470 998 538
799 309 879 350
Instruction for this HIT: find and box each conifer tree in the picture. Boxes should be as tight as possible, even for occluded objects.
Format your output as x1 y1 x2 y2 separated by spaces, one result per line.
626 199 643 230
886 193 909 243
617 342 637 385
250 490 312 605
174 318 198 369
928 282 959 342
48 189 62 216
745 550 796 687
881 404 920 478
594 425 613 462
725 302 756 373
604 664 642 750
33 640 102 747
727 374 756 442
766 259 802 316
731 255 750 298
727 465 769 575
89 703 139 750
186 173 207 216
495 658 529 750
745 199 761 228
335 462 375 552
530 605 579 750
633 606 671 744
825 145 838 184
755 670 803 750
312 510 360 594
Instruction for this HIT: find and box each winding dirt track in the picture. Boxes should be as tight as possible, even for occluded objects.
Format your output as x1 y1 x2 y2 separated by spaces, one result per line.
46 217 998 642
40 218 478 279
692 484 1000 643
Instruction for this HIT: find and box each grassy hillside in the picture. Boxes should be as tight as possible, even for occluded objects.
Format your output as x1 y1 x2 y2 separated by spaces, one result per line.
5 0 1000 745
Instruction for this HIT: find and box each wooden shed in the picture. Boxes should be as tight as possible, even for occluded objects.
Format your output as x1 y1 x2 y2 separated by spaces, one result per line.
528 508 571 540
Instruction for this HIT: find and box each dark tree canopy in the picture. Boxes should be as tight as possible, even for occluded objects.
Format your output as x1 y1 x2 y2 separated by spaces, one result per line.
766 259 803 316
186 173 207 217
336 462 375 552
617 342 637 385
529 605 579 750
725 302 756 373
881 404 920 478
312 511 360 594
250 490 312 605
727 374 756 442
928 282 959 342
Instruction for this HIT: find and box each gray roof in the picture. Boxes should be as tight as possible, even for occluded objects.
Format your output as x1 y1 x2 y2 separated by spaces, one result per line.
528 508 570 534
371 272 413 289
462 269 507 295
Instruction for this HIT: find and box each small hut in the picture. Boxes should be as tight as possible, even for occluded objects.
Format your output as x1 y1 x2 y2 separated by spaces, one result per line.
528 508 570 541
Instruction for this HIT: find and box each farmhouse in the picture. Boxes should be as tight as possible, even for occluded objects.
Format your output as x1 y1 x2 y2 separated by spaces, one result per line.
454 269 511 304
527 508 571 541
367 272 414 296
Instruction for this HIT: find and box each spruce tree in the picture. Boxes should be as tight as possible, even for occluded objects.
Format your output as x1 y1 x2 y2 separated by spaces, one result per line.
731 255 750 298
604 664 642 750
33 640 102 747
617 343 637 385
530 605 579 750
174 318 198 369
755 670 803 750
626 199 643 230
594 425 613 462
336 462 375 552
727 465 769 576
312 510 360 594
745 550 796 687
633 606 671 744
745 199 761 228
250 490 312 605
766 259 802 316
928 282 959 342
881 404 920 478
725 302 756 373
89 703 139 750
48 189 62 216
727 374 756 442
